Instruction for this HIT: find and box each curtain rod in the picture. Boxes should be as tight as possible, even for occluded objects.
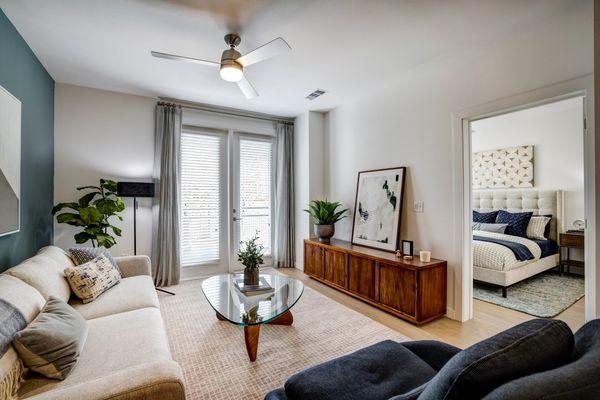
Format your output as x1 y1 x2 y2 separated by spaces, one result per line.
158 97 294 124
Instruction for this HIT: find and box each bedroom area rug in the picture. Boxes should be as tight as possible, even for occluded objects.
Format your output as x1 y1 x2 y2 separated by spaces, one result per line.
157 279 408 400
473 272 584 318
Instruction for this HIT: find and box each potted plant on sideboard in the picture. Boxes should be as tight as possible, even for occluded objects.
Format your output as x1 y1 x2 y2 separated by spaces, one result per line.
304 199 348 243
237 235 264 286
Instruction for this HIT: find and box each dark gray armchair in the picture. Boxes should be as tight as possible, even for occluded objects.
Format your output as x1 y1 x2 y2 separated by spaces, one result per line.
266 318 600 400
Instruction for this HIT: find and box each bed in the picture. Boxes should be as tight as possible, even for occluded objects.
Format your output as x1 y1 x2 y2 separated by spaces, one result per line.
472 189 563 297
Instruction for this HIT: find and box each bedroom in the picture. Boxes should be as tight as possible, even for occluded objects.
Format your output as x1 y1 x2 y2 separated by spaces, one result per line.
470 96 585 324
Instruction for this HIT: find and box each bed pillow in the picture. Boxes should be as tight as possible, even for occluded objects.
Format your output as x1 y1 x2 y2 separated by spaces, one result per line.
496 210 533 237
473 210 499 224
527 216 552 240
472 223 509 234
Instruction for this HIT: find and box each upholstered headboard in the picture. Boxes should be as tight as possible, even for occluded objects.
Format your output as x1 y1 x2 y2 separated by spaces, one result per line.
473 189 563 242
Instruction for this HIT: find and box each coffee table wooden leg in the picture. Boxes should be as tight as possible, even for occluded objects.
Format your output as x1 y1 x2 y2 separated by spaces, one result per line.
244 325 260 362
216 312 227 321
268 310 294 326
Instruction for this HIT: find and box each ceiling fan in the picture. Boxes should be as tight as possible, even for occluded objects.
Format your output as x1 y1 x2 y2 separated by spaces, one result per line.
151 34 291 99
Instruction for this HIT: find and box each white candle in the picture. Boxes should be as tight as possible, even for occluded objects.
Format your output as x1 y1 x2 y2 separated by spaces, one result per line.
420 250 431 262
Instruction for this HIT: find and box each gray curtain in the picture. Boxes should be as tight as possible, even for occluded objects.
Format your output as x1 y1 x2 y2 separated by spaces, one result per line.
273 121 295 268
152 103 182 286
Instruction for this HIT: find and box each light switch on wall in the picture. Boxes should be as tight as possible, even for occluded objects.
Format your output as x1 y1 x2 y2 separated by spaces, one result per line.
414 201 424 213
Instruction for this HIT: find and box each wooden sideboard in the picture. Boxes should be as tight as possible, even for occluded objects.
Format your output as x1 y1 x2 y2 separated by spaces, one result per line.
304 238 447 324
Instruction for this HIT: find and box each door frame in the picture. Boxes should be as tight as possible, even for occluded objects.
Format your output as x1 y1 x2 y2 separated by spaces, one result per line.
451 74 597 322
181 108 277 278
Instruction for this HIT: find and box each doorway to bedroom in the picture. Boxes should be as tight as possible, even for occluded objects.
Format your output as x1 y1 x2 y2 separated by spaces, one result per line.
469 96 586 328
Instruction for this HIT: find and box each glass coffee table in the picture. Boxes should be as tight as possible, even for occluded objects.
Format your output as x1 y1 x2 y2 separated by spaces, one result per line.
201 273 304 361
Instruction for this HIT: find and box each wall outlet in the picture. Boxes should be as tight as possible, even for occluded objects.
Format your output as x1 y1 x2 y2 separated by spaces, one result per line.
414 201 424 213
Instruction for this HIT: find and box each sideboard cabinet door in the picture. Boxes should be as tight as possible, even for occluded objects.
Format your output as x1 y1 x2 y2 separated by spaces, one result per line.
304 242 323 278
348 255 376 301
323 248 347 288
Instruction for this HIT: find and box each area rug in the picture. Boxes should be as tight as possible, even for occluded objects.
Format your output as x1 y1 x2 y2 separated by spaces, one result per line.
158 279 408 400
473 272 584 318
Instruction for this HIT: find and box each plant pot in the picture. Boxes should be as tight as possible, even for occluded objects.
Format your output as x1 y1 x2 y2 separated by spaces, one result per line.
315 224 335 243
243 267 259 286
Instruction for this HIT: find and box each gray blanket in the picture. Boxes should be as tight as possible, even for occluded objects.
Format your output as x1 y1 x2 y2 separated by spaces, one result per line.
0 298 26 357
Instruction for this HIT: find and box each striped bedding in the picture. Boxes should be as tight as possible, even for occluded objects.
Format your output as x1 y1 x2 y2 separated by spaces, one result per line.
472 230 542 271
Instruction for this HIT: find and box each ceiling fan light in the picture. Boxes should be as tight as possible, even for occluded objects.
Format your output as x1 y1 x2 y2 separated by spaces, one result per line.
220 63 243 82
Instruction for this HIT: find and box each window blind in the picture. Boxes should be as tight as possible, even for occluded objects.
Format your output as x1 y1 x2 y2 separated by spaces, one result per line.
180 132 222 266
239 139 272 255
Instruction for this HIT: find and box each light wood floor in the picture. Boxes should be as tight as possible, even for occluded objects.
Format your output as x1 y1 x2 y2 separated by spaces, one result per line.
278 268 585 349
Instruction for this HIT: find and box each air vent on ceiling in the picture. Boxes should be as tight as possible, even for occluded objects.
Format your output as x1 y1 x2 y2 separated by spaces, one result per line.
305 89 327 100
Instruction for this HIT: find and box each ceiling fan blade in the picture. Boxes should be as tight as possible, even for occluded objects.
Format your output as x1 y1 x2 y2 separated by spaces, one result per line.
236 37 291 67
151 51 220 68
237 76 259 99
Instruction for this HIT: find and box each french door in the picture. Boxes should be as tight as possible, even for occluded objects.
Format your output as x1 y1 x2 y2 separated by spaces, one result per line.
179 127 274 278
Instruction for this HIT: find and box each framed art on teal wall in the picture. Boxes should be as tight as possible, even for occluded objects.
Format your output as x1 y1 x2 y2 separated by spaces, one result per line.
0 84 21 237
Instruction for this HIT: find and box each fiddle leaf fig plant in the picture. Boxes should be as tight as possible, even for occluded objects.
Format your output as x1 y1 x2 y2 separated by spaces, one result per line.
304 199 348 225
52 179 125 248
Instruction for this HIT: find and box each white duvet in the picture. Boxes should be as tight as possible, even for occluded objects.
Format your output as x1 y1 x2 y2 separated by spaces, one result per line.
472 230 542 271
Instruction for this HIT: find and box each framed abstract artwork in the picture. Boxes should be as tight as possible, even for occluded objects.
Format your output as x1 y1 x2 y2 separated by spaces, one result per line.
472 145 534 189
351 167 406 252
0 84 21 237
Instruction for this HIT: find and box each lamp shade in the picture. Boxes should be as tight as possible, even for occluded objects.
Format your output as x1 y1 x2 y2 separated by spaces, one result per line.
117 182 155 198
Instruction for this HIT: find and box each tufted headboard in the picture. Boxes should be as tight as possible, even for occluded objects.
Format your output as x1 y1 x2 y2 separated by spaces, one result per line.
473 189 563 242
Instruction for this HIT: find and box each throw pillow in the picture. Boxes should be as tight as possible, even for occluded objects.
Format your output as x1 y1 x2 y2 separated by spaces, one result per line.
473 210 499 224
418 319 574 400
472 223 509 234
496 210 533 237
12 297 88 380
64 255 122 303
526 216 552 240
0 299 27 398
69 247 120 273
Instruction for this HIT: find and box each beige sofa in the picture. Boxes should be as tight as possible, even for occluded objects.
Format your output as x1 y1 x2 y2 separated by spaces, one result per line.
0 246 185 400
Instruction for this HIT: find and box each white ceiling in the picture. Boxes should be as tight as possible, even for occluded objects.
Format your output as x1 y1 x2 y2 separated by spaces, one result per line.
0 0 574 117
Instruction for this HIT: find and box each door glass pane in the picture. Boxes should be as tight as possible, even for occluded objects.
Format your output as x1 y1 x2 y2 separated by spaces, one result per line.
239 138 272 255
180 132 222 266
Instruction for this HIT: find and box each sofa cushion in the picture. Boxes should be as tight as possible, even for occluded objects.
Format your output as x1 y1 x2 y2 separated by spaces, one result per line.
0 274 45 324
482 319 600 400
17 307 172 398
418 319 573 400
70 275 159 320
284 340 437 400
4 246 73 302
64 255 122 304
13 297 88 380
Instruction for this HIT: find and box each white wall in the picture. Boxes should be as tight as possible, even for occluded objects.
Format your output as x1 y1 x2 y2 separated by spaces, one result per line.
472 97 585 229
322 1 592 317
54 83 155 257
294 111 326 269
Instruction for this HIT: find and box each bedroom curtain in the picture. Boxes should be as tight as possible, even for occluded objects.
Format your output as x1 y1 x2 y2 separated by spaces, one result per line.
152 103 182 287
273 121 295 268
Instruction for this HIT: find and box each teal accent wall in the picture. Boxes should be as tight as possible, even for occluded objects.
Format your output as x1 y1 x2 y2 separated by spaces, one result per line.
0 9 54 271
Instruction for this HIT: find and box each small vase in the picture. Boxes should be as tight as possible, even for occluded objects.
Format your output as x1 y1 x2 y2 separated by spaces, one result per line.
244 267 259 286
315 224 335 243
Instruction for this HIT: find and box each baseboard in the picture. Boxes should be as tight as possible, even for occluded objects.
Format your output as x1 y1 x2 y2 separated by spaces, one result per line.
445 307 456 320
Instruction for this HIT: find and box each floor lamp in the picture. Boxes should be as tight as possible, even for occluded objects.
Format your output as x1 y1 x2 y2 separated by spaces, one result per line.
117 181 175 296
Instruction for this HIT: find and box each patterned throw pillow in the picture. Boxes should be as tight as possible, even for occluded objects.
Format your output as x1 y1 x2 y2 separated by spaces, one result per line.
496 210 534 237
473 210 499 224
69 247 120 273
527 216 552 240
64 255 122 303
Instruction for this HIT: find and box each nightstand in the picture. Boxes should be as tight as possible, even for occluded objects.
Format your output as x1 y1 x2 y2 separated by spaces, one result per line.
559 231 584 274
